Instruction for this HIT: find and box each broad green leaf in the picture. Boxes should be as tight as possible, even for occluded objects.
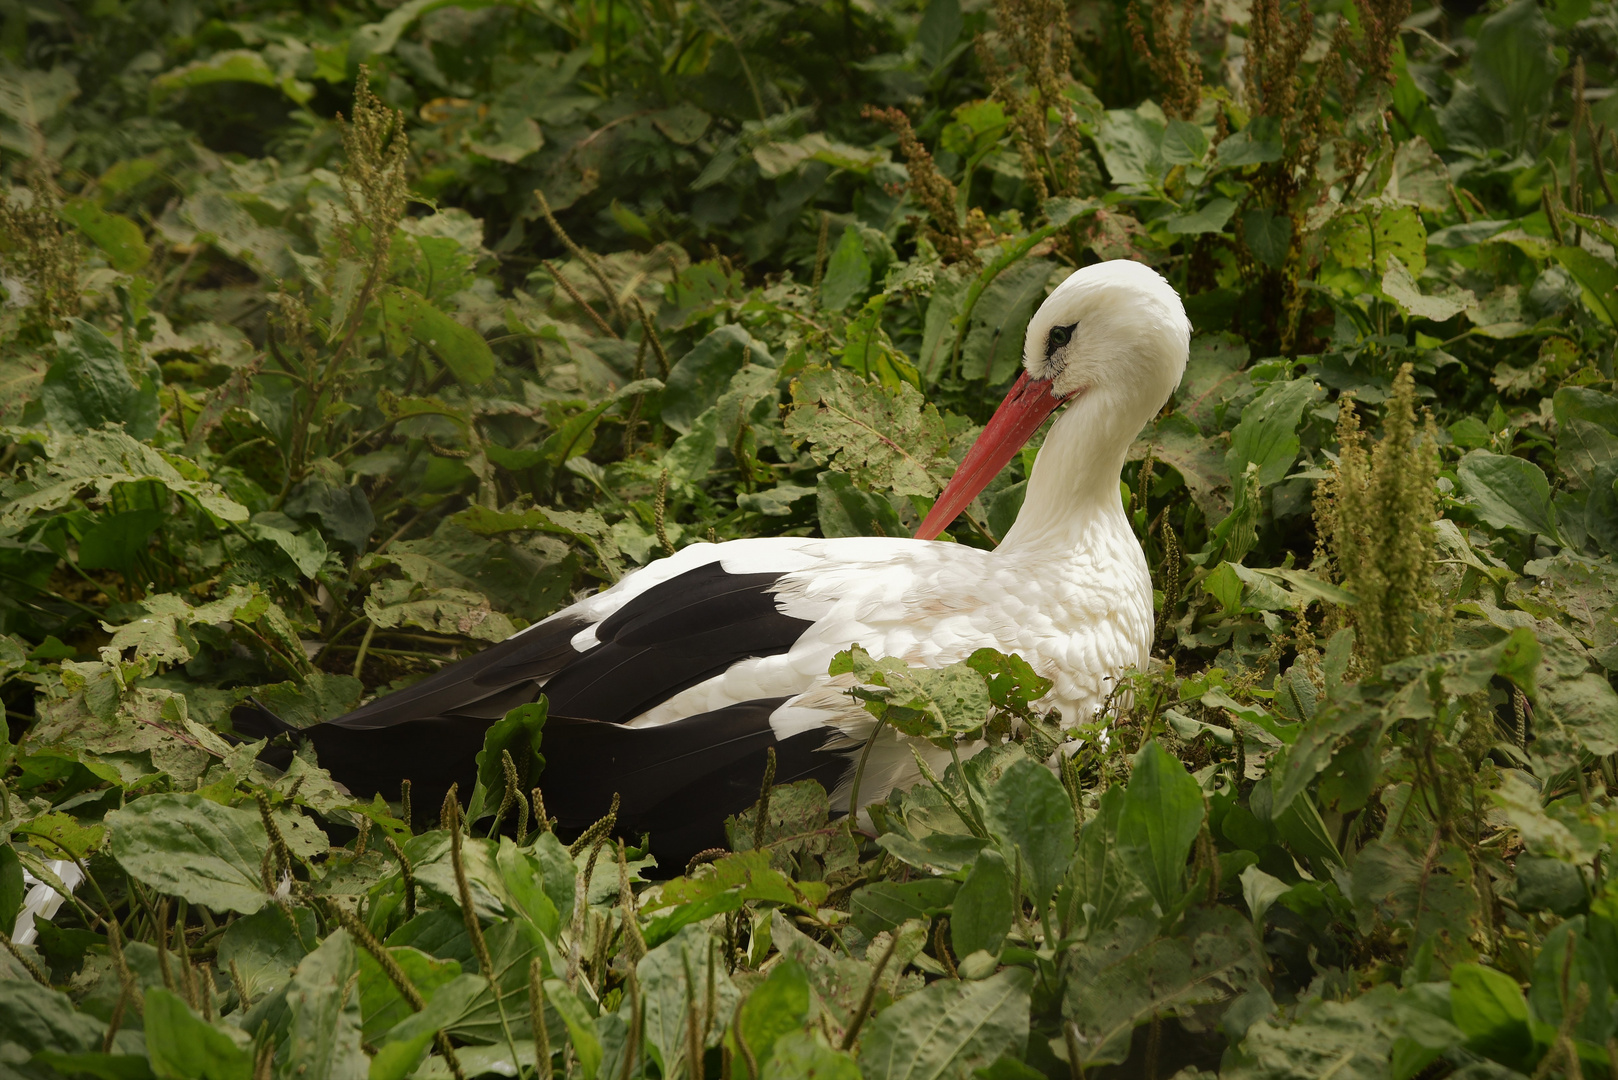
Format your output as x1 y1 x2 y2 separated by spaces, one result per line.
0 844 23 939
357 946 462 1040
767 1032 862 1080
1095 109 1164 189
1449 963 1533 1068
859 967 1032 1080
1230 983 1464 1080
40 319 159 439
1061 786 1151 935
1553 246 1618 326
950 848 1014 959
1472 0 1558 145
981 756 1074 908
283 930 368 1080
1225 377 1321 487
787 365 954 497
1381 256 1473 322
664 325 774 434
636 924 737 1079
735 959 812 1066
916 0 963 67
381 286 495 385
1242 209 1291 270
151 49 313 103
1528 918 1610 1045
1064 908 1266 1067
0 979 111 1056
1165 197 1236 235
59 200 150 271
821 227 872 311
1458 450 1562 542
1115 740 1204 910
960 257 1054 384
816 471 904 537
467 698 547 824
851 879 959 937
1350 836 1482 966
1214 117 1282 166
143 987 254 1080
217 905 317 1003
107 794 269 914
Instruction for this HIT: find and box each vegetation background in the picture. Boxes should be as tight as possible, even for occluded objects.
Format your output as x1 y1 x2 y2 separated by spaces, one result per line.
1 0 1617 1075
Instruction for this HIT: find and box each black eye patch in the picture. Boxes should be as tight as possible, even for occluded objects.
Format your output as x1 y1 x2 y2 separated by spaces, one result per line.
1046 323 1076 356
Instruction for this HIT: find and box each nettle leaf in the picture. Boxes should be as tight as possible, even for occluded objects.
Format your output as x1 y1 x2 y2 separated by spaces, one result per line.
1350 836 1482 965
106 794 269 914
786 366 954 497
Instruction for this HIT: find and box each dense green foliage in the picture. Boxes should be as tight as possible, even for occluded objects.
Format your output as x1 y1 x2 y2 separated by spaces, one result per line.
2 0 1618 1076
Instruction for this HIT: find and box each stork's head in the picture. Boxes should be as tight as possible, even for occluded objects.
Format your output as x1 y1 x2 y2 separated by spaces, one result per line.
917 260 1190 540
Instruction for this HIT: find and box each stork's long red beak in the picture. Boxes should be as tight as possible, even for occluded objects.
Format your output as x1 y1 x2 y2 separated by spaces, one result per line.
915 373 1070 540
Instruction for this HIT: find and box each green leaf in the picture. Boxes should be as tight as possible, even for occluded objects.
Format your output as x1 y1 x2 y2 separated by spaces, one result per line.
381 286 495 385
40 319 160 439
981 756 1075 908
143 987 253 1080
358 946 463 1041
960 258 1054 384
1350 836 1482 967
1064 908 1266 1067
1115 740 1205 910
282 930 368 1080
851 879 959 937
636 924 737 1080
1448 963 1533 1068
787 366 954 497
1472 0 1558 145
1214 117 1282 166
859 967 1032 1080
951 848 1014 959
107 794 269 914
664 325 774 434
916 0 963 67
1553 246 1618 326
217 905 317 1004
821 227 872 311
736 959 812 1066
59 200 150 271
1242 209 1291 270
767 1032 862 1080
1457 450 1562 542
151 49 313 104
0 979 110 1056
1165 197 1236 235
1095 109 1165 189
1225 377 1320 488
816 471 904 537
468 698 547 824
0 844 23 939
1381 256 1473 322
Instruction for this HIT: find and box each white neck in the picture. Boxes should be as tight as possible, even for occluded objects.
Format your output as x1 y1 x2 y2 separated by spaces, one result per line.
996 390 1140 553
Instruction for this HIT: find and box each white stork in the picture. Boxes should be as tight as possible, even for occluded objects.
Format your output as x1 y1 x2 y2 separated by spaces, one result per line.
243 259 1190 866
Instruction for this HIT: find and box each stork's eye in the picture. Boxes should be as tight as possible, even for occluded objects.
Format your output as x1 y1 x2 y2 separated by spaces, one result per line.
1047 324 1075 353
